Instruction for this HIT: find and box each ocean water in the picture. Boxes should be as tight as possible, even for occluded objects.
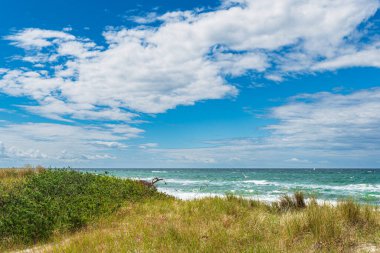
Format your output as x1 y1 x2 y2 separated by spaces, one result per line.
78 168 380 205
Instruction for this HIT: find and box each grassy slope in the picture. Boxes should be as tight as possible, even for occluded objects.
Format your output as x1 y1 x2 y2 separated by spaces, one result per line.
46 197 380 253
1 169 379 253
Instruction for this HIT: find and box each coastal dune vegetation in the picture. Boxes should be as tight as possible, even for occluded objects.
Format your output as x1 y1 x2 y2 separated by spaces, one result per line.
0 168 379 252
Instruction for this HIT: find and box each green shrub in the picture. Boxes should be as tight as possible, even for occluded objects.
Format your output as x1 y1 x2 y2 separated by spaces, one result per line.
0 169 162 245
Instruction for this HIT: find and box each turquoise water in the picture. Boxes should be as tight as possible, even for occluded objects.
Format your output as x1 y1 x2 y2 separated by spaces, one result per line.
78 168 380 205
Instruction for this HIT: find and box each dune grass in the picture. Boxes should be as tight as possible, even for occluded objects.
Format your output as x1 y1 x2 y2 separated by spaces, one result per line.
42 196 379 253
0 168 379 253
0 166 45 190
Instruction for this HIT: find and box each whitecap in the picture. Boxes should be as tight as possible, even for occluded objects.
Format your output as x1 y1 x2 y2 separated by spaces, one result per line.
159 188 223 200
163 178 210 185
242 180 273 185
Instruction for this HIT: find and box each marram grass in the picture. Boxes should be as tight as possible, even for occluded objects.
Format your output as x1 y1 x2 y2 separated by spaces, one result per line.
1 169 379 253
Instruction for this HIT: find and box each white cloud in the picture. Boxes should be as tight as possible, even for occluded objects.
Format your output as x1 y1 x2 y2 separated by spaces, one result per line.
128 12 159 24
0 123 140 162
139 143 158 149
5 28 75 48
106 124 144 138
23 97 137 122
2 88 380 167
147 88 380 167
58 150 116 161
0 141 47 159
265 74 283 82
286 158 309 163
313 45 380 70
1 0 379 123
7 146 48 159
266 88 380 150
0 141 6 158
93 141 127 149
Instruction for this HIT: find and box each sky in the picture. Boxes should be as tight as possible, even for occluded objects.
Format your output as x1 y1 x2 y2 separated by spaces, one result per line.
1 0 380 168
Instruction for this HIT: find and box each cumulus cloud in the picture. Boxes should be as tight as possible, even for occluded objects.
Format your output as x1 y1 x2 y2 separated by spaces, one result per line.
1 0 379 123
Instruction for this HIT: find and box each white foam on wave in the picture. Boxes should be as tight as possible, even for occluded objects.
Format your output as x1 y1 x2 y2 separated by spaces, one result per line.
164 178 209 185
128 177 152 181
286 183 380 192
124 177 215 186
158 188 339 205
152 170 167 173
120 176 379 201
127 176 380 194
241 180 380 192
242 180 275 185
159 188 223 200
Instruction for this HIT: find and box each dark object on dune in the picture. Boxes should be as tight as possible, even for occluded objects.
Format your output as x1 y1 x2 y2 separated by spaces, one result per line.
138 177 165 189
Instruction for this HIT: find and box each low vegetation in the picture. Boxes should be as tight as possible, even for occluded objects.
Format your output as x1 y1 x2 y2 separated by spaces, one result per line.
0 168 379 253
0 168 163 250
0 166 45 190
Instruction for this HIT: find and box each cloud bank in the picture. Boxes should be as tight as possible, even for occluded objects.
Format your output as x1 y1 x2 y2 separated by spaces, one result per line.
148 88 380 167
1 0 379 120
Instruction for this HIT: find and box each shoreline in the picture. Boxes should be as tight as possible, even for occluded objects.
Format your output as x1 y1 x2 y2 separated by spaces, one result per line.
157 187 342 206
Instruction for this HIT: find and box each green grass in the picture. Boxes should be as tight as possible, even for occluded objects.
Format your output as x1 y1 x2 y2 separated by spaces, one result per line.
1 169 379 253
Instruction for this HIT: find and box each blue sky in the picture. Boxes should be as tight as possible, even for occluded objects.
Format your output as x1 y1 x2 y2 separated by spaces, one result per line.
1 0 380 168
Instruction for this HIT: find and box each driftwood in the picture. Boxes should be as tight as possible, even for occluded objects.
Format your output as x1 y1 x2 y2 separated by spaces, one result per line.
138 177 165 189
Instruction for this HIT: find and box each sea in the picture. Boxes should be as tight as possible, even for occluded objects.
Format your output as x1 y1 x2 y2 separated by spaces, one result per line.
77 168 380 205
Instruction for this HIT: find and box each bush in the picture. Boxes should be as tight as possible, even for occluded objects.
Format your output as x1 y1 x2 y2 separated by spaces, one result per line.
0 169 161 245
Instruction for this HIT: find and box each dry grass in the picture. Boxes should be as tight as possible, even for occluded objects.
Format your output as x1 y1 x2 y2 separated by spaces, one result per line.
18 196 378 253
0 166 45 179
2 169 379 253
0 166 45 190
